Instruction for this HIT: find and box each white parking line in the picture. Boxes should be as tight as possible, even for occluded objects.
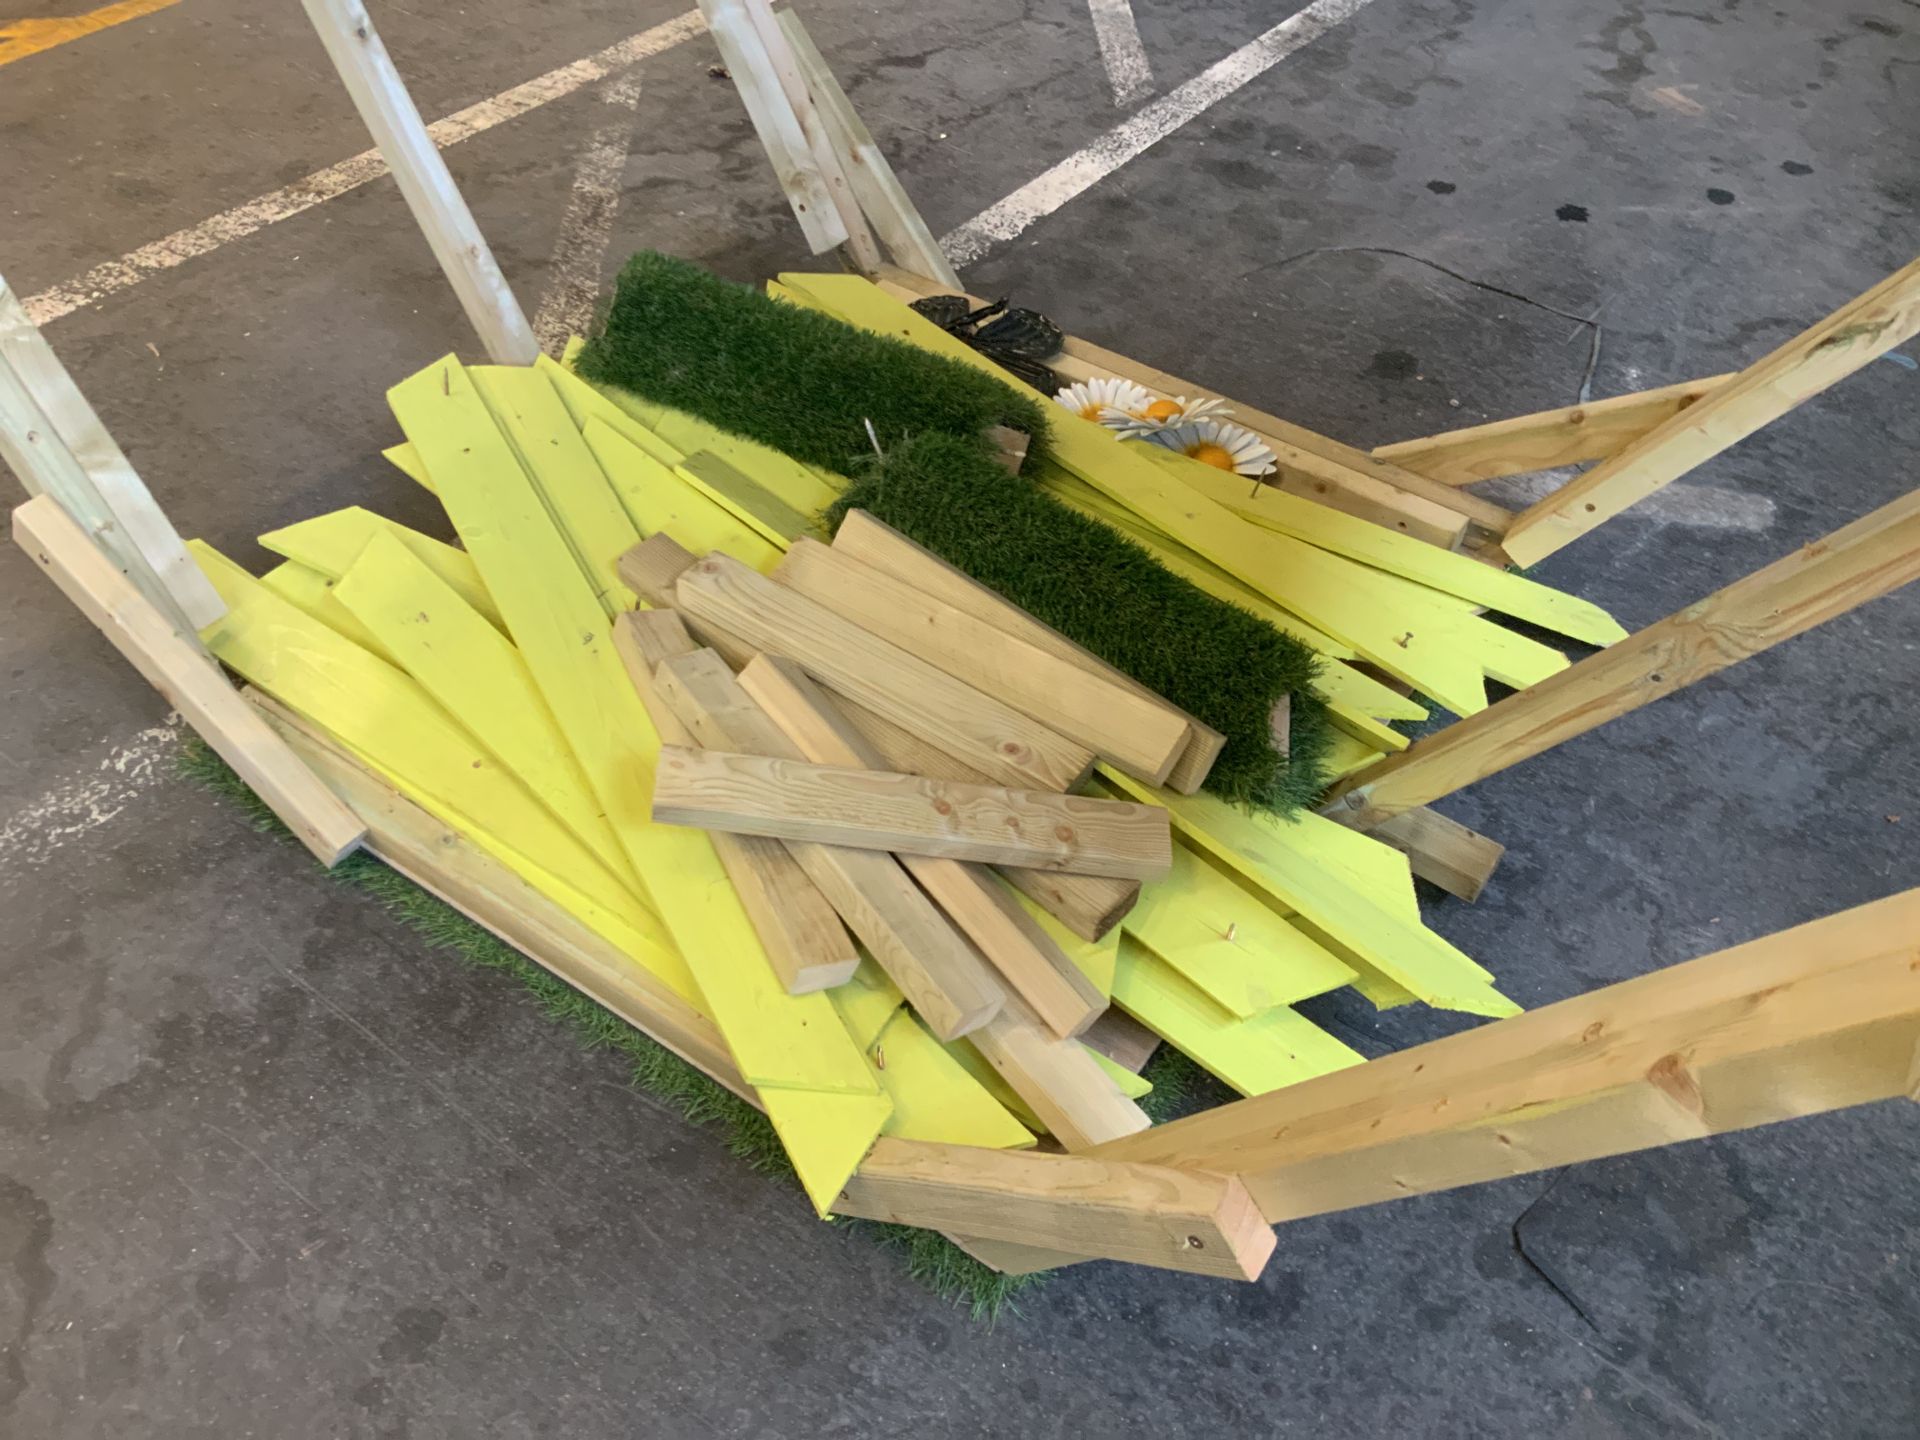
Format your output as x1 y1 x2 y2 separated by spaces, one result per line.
21 10 705 327
942 0 1377 268
531 73 646 356
1087 0 1155 107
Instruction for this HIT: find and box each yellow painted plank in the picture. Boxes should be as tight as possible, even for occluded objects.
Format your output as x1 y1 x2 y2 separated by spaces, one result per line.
1145 445 1631 648
191 542 685 1000
676 450 819 545
332 530 635 886
1112 937 1366 1097
786 275 1497 716
1323 726 1390 783
537 354 687 469
1120 842 1357 1017
827 954 905 1050
866 1008 1036 1150
258 560 401 666
469 365 640 615
762 1087 896 1216
258 505 503 631
1088 1047 1153 1100
1326 704 1412 753
944 1037 1048 1134
1014 890 1120 998
383 442 433 491
1101 768 1517 1018
389 355 881 1127
582 419 785 573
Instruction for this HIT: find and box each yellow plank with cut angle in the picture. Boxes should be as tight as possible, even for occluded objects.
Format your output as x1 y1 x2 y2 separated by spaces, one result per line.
258 561 400 666
332 531 636 886
1101 769 1517 1018
191 543 686 999
761 1088 895 1216
258 505 503 631
538 354 687 469
783 275 1499 716
1323 727 1391 783
1119 842 1358 1017
582 419 784 574
468 365 640 615
1088 1047 1153 1100
865 1008 1037 1150
384 443 432 490
1143 445 1631 648
389 357 882 1155
1112 936 1366 1096
828 956 905 1050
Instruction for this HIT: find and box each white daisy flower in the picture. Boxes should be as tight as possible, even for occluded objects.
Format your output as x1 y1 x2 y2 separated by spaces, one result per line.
1055 377 1151 427
1113 393 1232 427
1136 418 1277 477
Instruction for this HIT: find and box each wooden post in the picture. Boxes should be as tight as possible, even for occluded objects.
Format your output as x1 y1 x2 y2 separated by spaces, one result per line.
695 0 850 255
1372 373 1734 487
1501 257 1920 567
1321 488 1920 831
14 497 365 866
773 8 962 287
299 0 540 365
1095 888 1920 1224
0 274 225 634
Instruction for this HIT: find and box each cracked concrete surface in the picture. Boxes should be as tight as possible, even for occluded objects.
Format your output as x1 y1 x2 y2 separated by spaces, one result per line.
1 0 1917 1434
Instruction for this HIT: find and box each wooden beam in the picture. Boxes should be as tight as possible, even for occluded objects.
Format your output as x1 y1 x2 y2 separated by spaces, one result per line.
299 0 539 363
775 535 1191 785
740 0 882 272
968 993 1151 1150
737 653 1105 1038
1080 1007 1161 1073
674 552 1096 791
694 0 850 254
252 691 752 1102
1367 808 1505 903
1372 374 1734 486
1322 488 1920 829
14 496 364 866
653 649 1001 1029
0 273 226 633
773 7 961 287
829 509 1225 794
833 1138 1276 1281
1096 889 1920 1225
1501 258 1920 567
869 265 1505 545
653 745 1173 880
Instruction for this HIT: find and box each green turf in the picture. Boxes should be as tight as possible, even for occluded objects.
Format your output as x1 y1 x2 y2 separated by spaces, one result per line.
574 251 1052 477
177 736 1050 1320
831 433 1335 812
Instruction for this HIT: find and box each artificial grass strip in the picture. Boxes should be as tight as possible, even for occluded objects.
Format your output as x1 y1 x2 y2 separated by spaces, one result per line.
575 251 1053 476
831 433 1335 812
176 735 1050 1318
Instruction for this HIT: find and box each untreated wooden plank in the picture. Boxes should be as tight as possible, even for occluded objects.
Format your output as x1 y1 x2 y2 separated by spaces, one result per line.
1372 374 1734 486
829 509 1224 793
1501 260 1920 566
674 552 1096 791
1367 808 1505 903
1323 488 1920 829
654 648 1001 1030
737 654 1105 1038
1097 889 1920 1225
833 1137 1276 1282
967 995 1152 1150
652 746 1173 879
13 496 363 865
776 535 1190 784
1080 1007 1161 1073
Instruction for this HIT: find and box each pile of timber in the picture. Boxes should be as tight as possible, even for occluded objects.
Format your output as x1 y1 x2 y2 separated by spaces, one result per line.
166 301 1644 1218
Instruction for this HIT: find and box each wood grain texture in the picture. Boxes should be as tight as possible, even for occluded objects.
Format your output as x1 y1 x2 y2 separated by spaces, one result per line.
834 1137 1275 1281
1373 374 1733 485
1096 890 1920 1224
1502 259 1920 566
967 994 1151 1150
1367 808 1505 903
14 497 362 864
775 535 1190 784
652 745 1172 879
1324 487 1920 828
676 552 1095 791
829 509 1223 793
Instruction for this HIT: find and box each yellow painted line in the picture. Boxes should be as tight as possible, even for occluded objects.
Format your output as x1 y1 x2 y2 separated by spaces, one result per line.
0 0 184 67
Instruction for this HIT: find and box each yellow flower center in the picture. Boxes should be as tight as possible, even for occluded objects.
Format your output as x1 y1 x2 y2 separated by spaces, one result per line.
1189 441 1239 471
1078 403 1105 420
1143 398 1183 421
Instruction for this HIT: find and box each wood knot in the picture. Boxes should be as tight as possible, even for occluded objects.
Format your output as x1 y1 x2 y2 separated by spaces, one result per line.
1581 1021 1605 1043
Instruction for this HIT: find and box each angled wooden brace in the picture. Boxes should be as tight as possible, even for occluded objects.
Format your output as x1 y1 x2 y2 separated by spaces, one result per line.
1319 487 1920 831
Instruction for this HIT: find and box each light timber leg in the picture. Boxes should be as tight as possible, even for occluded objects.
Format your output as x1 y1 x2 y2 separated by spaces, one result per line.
1321 488 1920 830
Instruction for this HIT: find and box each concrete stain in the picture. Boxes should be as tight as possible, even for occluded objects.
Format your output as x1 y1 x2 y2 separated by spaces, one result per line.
1557 202 1590 221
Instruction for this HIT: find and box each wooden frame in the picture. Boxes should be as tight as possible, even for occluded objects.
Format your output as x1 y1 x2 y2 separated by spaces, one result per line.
5 1 1916 1284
